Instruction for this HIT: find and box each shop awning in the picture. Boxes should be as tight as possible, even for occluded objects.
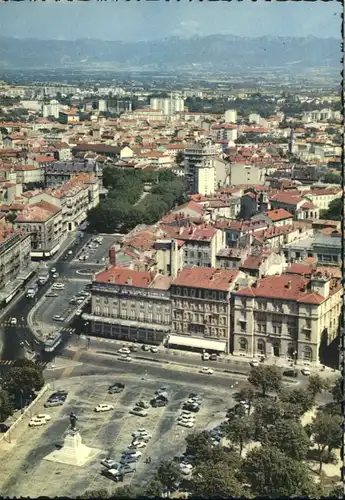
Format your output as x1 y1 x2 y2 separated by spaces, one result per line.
167 334 226 352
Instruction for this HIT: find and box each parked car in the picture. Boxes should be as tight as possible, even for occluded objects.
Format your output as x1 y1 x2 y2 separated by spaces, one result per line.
180 462 193 475
34 413 51 422
108 383 125 394
200 367 214 375
136 401 150 409
142 344 150 351
150 398 168 408
120 463 136 474
301 367 311 376
95 404 114 412
209 353 218 361
122 450 142 459
52 273 59 279
178 421 195 428
118 347 131 355
0 423 9 433
150 346 158 353
130 407 148 417
202 352 210 361
101 458 120 469
131 440 147 449
10 317 17 326
29 417 48 427
250 359 260 367
120 454 139 465
129 344 138 352
283 369 298 378
50 267 56 273
132 429 151 440
53 282 65 290
101 469 122 482
44 399 64 408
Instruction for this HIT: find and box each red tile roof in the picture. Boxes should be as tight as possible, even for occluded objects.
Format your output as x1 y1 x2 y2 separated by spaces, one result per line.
235 273 340 304
265 208 293 222
172 267 239 291
94 267 156 288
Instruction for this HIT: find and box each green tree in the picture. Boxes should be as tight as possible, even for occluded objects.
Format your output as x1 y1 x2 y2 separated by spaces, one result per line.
111 485 137 498
248 365 282 397
156 460 182 493
191 462 245 498
252 397 284 440
78 489 110 499
0 389 13 423
307 373 328 398
305 412 342 473
264 419 310 460
279 387 314 416
4 365 44 400
322 172 342 185
242 445 318 497
233 383 256 415
145 476 163 497
330 377 342 405
185 431 214 463
224 416 253 457
320 197 342 221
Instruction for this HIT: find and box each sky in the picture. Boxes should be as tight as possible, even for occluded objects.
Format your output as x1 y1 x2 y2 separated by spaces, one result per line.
0 0 341 42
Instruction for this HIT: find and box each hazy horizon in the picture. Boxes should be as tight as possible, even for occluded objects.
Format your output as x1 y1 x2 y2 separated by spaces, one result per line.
0 1 341 42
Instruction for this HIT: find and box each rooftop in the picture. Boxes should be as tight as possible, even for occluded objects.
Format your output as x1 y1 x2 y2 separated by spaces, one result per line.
171 267 240 291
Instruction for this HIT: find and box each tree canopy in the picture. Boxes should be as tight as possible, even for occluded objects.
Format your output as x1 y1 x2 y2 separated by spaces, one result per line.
319 197 342 221
264 418 310 460
248 364 282 397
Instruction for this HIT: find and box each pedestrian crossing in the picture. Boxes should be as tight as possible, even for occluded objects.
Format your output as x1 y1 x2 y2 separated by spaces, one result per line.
0 359 49 368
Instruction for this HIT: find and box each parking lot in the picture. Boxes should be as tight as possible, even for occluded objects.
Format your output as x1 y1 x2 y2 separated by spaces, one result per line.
0 372 236 497
73 235 120 266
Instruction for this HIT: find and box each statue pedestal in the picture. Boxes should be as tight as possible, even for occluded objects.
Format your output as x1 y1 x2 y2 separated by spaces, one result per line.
44 430 102 467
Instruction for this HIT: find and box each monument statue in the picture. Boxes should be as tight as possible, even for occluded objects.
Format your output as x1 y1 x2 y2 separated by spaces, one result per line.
69 412 78 431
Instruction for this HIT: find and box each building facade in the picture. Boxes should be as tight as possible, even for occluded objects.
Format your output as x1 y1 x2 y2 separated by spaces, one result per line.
184 142 222 196
169 267 247 354
232 272 342 365
83 267 172 345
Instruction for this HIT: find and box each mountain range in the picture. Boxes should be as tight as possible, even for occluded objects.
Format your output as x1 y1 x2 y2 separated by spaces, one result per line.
0 35 340 72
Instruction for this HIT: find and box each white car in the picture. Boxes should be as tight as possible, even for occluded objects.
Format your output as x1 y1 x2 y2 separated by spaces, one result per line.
52 273 59 279
29 417 48 427
51 267 56 273
68 250 73 255
10 317 17 326
95 404 114 412
75 310 82 317
53 282 65 290
301 367 311 376
180 462 193 475
150 346 158 353
34 413 51 422
118 347 131 355
178 416 195 423
119 355 132 362
250 359 260 367
101 458 119 469
200 367 214 375
178 421 195 428
52 315 64 322
130 408 148 417
122 450 142 459
132 440 147 449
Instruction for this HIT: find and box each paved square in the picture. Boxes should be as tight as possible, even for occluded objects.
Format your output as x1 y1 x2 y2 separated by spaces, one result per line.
0 373 235 497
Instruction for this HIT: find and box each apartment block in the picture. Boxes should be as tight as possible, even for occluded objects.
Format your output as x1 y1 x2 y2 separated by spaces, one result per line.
14 200 63 258
83 267 173 345
169 267 247 354
0 219 31 297
232 272 342 365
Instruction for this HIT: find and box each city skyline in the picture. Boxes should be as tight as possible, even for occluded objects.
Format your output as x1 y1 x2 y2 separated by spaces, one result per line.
0 1 341 42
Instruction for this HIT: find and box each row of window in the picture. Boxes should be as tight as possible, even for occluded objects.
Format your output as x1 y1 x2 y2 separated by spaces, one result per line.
238 337 314 361
93 297 170 312
172 288 226 300
93 306 170 324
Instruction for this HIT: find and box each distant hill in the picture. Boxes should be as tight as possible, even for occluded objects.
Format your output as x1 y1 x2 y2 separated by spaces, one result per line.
0 35 340 72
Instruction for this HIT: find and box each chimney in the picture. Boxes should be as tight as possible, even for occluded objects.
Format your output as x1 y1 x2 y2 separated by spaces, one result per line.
109 273 115 283
285 280 291 289
109 246 116 266
127 277 133 286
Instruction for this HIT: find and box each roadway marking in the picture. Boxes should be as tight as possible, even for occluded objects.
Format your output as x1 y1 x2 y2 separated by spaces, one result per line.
61 351 82 378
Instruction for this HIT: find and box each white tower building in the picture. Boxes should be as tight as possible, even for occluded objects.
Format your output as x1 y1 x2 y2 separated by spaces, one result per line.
184 141 222 196
224 109 237 123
